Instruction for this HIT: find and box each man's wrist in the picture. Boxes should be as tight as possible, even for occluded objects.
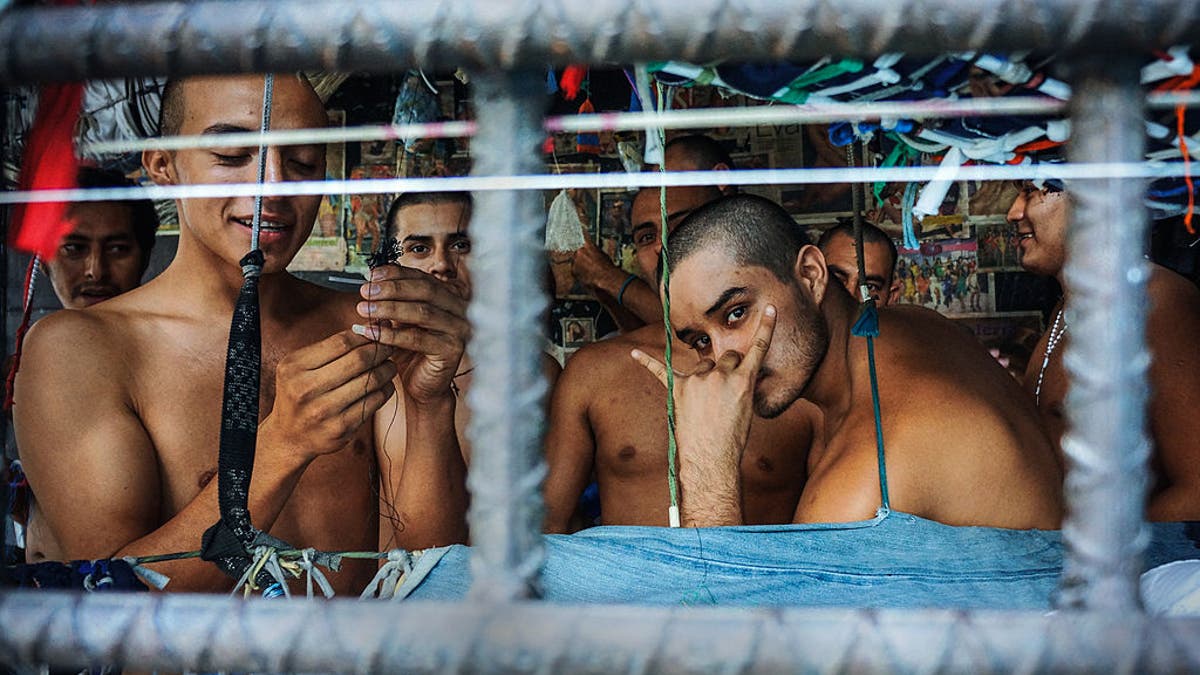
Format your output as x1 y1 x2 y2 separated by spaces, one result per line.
256 417 319 468
617 273 639 306
405 390 457 416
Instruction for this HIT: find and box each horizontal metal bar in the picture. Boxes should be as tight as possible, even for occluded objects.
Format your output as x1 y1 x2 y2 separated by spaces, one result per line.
79 96 1069 156
2 0 1199 85
1 591 1199 673
0 162 1191 207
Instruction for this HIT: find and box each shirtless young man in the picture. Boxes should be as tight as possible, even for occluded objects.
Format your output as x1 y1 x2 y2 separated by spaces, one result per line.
374 191 560 478
1008 182 1200 521
13 75 468 592
634 195 1062 529
543 188 819 532
17 167 160 563
816 221 901 306
570 135 735 332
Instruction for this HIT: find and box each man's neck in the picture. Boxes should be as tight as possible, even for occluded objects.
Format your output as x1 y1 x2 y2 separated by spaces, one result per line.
798 290 858 427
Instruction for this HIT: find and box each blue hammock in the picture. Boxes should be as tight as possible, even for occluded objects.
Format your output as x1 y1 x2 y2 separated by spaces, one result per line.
398 513 1200 609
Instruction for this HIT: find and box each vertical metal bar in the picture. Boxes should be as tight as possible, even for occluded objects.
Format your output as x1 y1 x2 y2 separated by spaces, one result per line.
464 70 548 602
1057 57 1150 610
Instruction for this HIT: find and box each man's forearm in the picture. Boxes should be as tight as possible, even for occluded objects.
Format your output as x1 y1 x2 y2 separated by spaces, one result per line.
392 395 469 548
678 443 743 528
581 262 662 327
110 447 313 592
615 280 665 326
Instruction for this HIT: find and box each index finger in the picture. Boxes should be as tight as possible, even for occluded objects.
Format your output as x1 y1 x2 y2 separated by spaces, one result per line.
630 349 670 390
362 274 468 316
743 305 777 374
290 329 396 371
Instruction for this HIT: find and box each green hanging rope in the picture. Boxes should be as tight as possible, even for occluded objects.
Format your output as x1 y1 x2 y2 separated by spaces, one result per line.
655 80 682 527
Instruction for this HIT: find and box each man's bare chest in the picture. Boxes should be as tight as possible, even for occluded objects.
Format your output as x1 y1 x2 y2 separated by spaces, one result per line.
126 336 292 505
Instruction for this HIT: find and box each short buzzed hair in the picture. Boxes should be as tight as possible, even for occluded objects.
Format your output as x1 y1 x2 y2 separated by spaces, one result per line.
384 192 473 239
816 221 898 275
157 78 183 138
665 195 809 283
157 74 321 138
665 134 735 172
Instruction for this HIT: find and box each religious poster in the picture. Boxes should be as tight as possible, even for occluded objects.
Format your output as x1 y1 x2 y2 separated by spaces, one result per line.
598 188 639 277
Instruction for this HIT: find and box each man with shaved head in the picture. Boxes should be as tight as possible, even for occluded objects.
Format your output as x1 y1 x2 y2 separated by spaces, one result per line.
633 195 1062 529
544 187 820 533
816 221 900 306
14 74 469 592
570 134 736 331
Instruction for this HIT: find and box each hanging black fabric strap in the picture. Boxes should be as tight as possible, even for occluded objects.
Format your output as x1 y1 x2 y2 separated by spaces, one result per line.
199 250 290 588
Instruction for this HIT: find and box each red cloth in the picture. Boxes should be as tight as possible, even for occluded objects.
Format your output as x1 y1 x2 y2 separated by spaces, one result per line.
559 65 587 101
11 82 83 262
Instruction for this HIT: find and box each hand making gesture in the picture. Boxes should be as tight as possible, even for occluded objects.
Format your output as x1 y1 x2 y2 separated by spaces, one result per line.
630 305 777 526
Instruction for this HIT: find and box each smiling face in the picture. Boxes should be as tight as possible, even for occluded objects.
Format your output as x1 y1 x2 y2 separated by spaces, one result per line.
669 247 830 418
390 201 473 300
46 202 145 308
1007 181 1069 278
630 185 722 283
143 75 327 273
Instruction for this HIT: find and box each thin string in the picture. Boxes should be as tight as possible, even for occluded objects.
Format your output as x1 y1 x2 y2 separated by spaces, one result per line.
4 256 40 410
1177 103 1195 234
655 81 681 528
249 74 275 251
848 138 890 512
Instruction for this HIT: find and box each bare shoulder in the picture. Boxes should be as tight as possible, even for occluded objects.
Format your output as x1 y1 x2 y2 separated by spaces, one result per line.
1148 264 1200 314
561 327 651 376
20 305 132 385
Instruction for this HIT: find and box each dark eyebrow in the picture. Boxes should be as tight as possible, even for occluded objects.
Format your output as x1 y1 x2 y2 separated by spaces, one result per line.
632 207 695 234
704 286 747 318
401 235 434 244
201 123 255 136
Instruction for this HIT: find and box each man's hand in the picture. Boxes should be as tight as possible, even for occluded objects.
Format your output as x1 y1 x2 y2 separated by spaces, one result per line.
630 305 777 526
571 236 624 290
356 264 470 405
262 330 398 460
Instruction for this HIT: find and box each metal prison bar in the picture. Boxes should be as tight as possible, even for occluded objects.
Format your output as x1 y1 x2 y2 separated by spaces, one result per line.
0 1 1188 672
1 0 1200 83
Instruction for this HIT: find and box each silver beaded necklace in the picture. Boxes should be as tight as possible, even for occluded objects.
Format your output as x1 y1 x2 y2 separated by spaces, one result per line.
1035 307 1067 405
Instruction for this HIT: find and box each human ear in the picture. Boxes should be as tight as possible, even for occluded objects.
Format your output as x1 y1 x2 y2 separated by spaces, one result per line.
142 148 176 186
794 244 829 305
710 162 733 195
